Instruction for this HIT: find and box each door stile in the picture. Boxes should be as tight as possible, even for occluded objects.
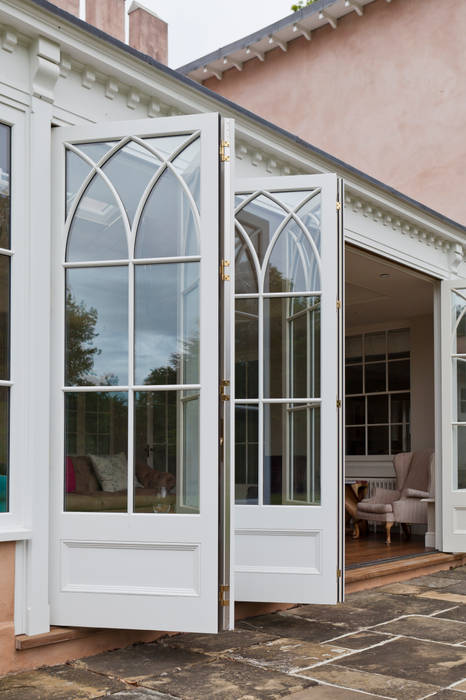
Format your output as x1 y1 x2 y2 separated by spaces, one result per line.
337 178 345 601
220 118 235 630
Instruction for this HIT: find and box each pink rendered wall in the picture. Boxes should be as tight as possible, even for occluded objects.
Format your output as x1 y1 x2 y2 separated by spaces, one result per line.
204 0 466 225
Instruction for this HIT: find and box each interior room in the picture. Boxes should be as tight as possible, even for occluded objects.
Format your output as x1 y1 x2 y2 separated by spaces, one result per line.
345 245 436 568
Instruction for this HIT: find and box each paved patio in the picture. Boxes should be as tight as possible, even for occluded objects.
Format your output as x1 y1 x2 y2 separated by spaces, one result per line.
2 567 466 699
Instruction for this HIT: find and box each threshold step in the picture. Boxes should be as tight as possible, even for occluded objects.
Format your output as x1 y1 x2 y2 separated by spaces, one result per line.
345 551 466 593
16 626 93 651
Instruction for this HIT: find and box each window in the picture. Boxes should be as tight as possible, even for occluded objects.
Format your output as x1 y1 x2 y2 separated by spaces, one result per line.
0 123 10 513
345 329 410 456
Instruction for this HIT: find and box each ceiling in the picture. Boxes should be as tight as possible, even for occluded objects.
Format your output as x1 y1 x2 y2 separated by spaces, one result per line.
345 246 434 328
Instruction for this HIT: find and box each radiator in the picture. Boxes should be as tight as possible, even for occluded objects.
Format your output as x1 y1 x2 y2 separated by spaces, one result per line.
366 477 397 498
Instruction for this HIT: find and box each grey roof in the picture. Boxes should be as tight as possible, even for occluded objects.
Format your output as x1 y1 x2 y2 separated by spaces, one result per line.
178 0 377 82
25 0 466 236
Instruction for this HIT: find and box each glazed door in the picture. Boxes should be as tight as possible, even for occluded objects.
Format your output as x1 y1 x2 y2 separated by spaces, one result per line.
441 279 466 552
232 175 343 604
50 114 221 632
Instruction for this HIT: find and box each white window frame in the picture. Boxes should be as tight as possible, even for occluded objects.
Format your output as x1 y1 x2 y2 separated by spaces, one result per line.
0 101 30 541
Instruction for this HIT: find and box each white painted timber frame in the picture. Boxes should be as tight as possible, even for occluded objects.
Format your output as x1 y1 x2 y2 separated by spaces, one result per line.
50 113 220 633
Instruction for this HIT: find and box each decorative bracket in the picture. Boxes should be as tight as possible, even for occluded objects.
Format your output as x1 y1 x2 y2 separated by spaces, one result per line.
30 36 60 103
449 243 464 274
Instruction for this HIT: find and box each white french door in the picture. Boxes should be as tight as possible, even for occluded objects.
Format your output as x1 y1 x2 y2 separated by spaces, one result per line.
232 175 343 604
441 279 466 552
50 114 221 632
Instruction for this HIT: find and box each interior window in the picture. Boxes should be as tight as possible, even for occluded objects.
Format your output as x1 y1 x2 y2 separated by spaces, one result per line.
345 329 411 456
0 123 10 513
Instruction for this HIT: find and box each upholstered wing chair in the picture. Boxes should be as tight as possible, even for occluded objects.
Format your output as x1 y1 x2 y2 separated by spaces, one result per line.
355 449 434 544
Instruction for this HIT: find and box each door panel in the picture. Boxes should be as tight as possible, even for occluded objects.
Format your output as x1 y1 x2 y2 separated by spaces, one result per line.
442 279 466 552
233 176 342 604
50 114 220 632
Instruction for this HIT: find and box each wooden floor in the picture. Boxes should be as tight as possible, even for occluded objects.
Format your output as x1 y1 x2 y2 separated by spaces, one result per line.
345 531 429 568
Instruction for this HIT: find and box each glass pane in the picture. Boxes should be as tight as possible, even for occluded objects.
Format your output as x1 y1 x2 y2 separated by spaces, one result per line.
135 167 199 259
388 328 410 359
274 190 311 210
346 365 362 395
264 218 320 293
264 297 320 399
134 390 199 513
235 299 258 400
264 403 320 505
295 192 321 251
346 397 365 425
235 404 258 504
0 387 9 512
236 194 286 266
235 230 258 294
452 291 466 355
368 426 389 455
388 360 410 391
172 138 201 212
66 173 128 262
0 255 9 380
135 263 199 386
365 362 386 393
453 425 466 490
76 141 116 163
346 427 365 456
66 150 93 217
391 393 410 424
64 391 128 512
66 267 128 386
367 394 388 424
145 134 192 159
365 332 386 361
102 141 161 226
346 335 362 364
454 358 466 423
0 123 11 250
391 424 410 454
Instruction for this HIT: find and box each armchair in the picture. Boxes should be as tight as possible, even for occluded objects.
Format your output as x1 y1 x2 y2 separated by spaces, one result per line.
355 449 434 544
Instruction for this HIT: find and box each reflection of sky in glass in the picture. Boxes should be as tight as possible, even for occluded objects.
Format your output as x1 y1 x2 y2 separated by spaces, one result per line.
66 266 128 385
135 263 199 386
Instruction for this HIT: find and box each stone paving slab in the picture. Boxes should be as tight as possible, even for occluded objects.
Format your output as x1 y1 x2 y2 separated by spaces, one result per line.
345 590 455 617
137 657 316 699
240 614 347 643
374 614 466 644
75 643 208 683
334 635 466 687
300 663 440 699
223 637 347 673
406 575 463 589
0 666 125 699
100 691 169 699
423 691 466 699
435 606 466 622
287 603 395 630
288 686 382 699
321 630 392 650
417 591 466 605
428 568 466 580
163 629 278 655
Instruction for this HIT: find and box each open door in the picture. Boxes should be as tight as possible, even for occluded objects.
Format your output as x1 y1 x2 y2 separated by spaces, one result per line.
50 114 221 632
232 175 343 604
441 279 466 552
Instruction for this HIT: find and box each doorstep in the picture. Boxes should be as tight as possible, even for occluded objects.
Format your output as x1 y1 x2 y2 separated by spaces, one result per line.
345 551 466 593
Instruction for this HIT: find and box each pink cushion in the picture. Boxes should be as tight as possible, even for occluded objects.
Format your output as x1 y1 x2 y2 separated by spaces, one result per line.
66 456 76 493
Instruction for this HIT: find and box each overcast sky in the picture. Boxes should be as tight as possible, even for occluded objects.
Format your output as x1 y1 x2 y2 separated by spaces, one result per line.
132 1 294 68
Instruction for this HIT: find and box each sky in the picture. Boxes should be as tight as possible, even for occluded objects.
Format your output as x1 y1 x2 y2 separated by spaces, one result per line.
131 0 295 68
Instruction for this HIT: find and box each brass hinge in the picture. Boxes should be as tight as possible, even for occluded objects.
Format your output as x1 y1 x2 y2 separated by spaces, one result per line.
220 259 230 281
220 379 230 402
336 399 342 409
337 568 342 579
336 299 342 310
336 201 341 211
219 584 230 607
220 140 230 162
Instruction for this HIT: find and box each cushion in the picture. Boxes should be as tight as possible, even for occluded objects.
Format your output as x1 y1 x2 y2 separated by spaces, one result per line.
90 453 127 493
358 501 393 514
72 455 101 494
65 456 76 493
405 488 430 499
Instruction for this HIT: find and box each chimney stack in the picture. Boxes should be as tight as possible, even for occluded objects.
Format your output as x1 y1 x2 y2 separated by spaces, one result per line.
128 2 168 65
52 0 79 16
86 0 125 42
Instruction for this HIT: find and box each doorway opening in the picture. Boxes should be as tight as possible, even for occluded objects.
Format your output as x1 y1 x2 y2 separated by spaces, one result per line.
344 245 436 569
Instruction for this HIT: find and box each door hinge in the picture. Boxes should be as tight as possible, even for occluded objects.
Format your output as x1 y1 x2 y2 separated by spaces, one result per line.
220 140 230 162
220 379 230 401
336 299 342 310
337 568 342 579
336 399 342 409
219 584 230 607
220 259 230 281
336 201 342 211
